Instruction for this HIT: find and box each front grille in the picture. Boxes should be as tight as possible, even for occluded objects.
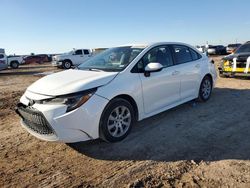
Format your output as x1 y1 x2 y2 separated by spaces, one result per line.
237 63 247 68
16 103 55 135
228 61 246 68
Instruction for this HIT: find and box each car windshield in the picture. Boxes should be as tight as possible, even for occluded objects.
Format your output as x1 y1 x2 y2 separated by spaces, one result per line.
228 44 240 48
78 46 144 72
235 44 250 53
65 50 74 55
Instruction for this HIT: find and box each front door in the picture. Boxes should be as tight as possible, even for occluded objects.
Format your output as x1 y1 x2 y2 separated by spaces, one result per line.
72 49 84 65
138 45 181 115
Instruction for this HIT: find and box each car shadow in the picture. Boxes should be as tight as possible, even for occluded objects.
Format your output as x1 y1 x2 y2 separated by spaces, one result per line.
68 87 250 162
0 71 42 76
0 64 58 76
18 65 53 70
233 75 250 80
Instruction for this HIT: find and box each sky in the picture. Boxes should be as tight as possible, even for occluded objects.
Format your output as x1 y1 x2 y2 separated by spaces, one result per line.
1 0 250 55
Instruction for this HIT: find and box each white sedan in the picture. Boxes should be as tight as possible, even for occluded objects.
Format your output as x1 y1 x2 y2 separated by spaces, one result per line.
16 42 217 143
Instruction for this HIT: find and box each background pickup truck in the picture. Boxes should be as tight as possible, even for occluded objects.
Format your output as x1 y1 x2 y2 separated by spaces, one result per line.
52 49 92 69
0 49 24 70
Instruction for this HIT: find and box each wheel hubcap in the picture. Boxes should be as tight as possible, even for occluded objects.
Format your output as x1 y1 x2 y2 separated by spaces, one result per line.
202 79 211 99
65 62 70 68
107 106 131 138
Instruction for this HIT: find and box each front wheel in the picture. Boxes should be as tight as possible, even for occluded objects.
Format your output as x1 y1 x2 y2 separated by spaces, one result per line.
100 98 135 142
198 76 212 102
62 60 72 69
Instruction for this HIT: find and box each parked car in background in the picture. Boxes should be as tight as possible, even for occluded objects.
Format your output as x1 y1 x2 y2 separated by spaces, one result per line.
226 43 241 54
7 55 25 68
196 45 206 53
207 45 227 55
23 54 51 64
52 49 92 69
0 49 24 70
16 42 217 143
219 41 250 77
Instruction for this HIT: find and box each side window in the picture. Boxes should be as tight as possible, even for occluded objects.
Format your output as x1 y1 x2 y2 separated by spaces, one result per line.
75 50 83 55
84 50 90 55
142 46 174 68
190 48 202 61
172 45 193 64
0 54 4 59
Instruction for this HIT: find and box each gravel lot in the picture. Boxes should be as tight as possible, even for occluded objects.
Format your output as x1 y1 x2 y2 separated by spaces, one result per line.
1 57 250 188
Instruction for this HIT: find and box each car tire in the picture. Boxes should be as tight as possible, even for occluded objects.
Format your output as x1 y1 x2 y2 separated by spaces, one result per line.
10 61 19 69
198 75 212 102
62 60 72 69
99 98 135 142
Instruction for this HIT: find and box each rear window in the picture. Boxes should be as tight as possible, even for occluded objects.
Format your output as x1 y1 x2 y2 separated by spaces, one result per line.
190 48 202 61
209 46 217 49
0 54 4 59
228 44 241 48
84 50 90 55
172 45 193 64
235 44 250 53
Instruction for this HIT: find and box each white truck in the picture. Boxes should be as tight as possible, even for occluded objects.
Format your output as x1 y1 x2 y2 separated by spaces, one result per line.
52 49 92 69
0 48 24 70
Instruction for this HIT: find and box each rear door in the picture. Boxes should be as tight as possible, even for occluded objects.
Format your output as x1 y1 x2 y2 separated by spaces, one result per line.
171 45 202 101
82 49 91 63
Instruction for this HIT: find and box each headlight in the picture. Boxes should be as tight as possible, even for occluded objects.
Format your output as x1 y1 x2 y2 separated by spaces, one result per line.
41 88 97 112
220 59 228 66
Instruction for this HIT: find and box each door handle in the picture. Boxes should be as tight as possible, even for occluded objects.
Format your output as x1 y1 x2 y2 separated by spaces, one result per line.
172 70 180 75
195 64 200 68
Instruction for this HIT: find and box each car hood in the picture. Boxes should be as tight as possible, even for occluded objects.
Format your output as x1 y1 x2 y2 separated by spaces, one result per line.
27 69 118 96
54 54 70 60
223 52 250 62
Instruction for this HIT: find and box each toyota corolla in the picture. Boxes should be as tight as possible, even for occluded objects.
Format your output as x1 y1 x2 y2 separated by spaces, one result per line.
16 42 217 143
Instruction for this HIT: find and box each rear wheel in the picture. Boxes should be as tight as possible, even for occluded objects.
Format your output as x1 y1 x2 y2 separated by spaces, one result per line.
62 60 72 69
100 98 135 142
198 76 212 102
10 61 19 69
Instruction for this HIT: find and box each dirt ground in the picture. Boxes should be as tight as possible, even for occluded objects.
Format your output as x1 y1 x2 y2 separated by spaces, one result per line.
1 58 250 188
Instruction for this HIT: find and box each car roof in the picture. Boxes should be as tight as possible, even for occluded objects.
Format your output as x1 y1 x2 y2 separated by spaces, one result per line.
118 42 197 49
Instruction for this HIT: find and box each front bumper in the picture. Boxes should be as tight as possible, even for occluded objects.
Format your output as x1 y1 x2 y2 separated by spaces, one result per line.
16 92 109 143
219 67 250 73
219 59 250 75
51 61 62 67
219 69 250 76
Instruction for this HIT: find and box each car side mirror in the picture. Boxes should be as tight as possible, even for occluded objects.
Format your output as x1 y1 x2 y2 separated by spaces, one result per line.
144 62 163 77
145 62 163 72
